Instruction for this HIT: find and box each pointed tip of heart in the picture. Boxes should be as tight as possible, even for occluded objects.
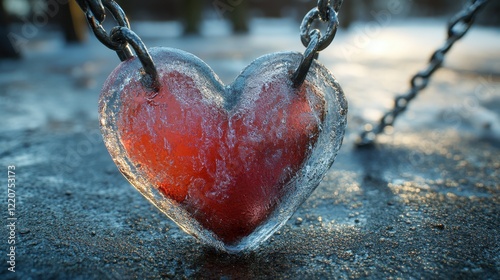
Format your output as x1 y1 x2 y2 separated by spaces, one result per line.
99 47 348 252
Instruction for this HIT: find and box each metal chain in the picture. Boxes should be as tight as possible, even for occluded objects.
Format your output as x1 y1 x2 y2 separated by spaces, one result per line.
293 0 343 87
357 0 490 147
76 0 346 91
76 0 159 91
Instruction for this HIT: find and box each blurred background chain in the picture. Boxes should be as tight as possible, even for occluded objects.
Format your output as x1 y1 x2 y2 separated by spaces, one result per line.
293 0 342 87
75 0 159 90
356 0 491 147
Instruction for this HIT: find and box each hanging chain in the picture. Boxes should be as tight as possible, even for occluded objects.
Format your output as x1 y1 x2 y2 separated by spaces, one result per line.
76 0 159 91
77 0 346 91
293 0 343 87
357 0 490 147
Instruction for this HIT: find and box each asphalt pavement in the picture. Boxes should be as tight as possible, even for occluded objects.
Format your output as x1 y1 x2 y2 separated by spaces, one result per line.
1 18 499 279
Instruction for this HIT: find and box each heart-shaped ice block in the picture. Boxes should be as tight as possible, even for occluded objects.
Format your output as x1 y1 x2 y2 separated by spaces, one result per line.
99 47 347 253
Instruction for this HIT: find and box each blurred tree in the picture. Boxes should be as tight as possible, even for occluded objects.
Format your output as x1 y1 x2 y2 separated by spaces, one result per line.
55 0 87 43
417 0 450 16
183 0 202 34
478 0 500 25
0 0 20 58
230 1 249 33
182 0 248 35
339 0 354 28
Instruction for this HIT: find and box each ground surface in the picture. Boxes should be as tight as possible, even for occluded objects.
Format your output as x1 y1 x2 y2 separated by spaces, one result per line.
1 18 499 279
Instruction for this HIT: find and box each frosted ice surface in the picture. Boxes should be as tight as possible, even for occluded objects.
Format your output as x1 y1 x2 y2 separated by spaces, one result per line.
99 47 347 253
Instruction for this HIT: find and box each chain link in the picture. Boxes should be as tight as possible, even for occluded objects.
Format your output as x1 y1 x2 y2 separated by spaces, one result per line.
357 0 490 147
292 30 321 87
110 26 160 92
77 0 345 91
76 0 488 128
300 0 343 51
76 0 159 91
293 0 343 87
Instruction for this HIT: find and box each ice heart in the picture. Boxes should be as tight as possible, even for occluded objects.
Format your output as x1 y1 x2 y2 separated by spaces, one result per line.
99 47 347 253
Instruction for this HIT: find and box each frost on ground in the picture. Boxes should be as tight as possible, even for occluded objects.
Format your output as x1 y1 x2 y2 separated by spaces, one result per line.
0 19 498 279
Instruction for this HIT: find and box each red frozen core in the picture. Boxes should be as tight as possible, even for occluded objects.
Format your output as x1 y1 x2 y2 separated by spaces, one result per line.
117 71 325 244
